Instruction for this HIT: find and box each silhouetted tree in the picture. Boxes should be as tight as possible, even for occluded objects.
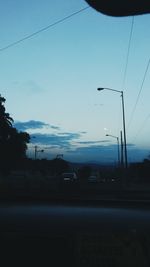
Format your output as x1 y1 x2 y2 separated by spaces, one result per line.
8 128 30 163
0 94 30 172
0 95 13 141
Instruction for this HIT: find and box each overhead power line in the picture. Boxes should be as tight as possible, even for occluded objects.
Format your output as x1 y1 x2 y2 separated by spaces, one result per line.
122 16 134 91
100 17 134 136
130 113 150 143
127 57 150 131
0 6 89 52
117 17 134 136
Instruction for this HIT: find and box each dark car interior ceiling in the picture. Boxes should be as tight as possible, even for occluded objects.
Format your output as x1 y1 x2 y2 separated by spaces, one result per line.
85 0 150 16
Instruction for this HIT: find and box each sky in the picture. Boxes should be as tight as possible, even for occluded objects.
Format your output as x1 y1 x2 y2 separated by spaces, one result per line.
0 0 150 164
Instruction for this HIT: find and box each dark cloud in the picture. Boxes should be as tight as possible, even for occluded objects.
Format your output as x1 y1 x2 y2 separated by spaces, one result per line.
74 145 109 153
14 120 60 131
50 125 60 130
27 132 149 163
58 132 76 136
57 133 81 139
29 132 81 149
14 121 87 141
80 131 87 134
65 144 118 163
127 143 135 147
22 122 149 163
65 143 149 163
77 140 109 145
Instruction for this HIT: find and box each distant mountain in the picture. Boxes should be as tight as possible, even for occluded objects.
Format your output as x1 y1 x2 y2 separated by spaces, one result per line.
68 160 115 170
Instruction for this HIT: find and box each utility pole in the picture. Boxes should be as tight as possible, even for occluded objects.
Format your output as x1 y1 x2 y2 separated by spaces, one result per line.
121 91 128 169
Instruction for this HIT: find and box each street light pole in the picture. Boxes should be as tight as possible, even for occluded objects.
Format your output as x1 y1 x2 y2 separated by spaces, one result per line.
106 134 120 166
97 87 128 168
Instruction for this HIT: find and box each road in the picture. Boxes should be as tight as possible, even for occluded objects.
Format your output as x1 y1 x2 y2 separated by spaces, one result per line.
0 203 150 266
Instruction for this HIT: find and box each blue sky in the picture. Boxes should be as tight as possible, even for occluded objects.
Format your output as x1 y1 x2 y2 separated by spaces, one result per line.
1 0 150 163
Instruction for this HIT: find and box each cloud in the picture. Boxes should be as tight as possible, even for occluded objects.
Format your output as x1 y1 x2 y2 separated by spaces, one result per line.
57 133 81 139
127 143 135 147
80 131 87 134
50 125 60 130
77 140 110 145
14 121 87 139
19 120 149 163
64 143 149 163
74 145 110 153
125 144 150 160
27 133 150 163
65 144 117 163
29 132 81 149
14 120 60 131
13 80 43 94
24 80 43 93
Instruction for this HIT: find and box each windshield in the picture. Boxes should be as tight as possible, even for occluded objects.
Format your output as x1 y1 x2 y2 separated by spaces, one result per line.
0 0 150 203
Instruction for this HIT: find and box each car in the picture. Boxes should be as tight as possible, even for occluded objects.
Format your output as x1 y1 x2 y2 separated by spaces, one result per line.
62 172 78 183
88 175 98 183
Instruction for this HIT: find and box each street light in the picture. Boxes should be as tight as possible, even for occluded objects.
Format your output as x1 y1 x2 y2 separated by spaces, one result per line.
106 134 120 167
97 87 128 168
34 145 44 160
